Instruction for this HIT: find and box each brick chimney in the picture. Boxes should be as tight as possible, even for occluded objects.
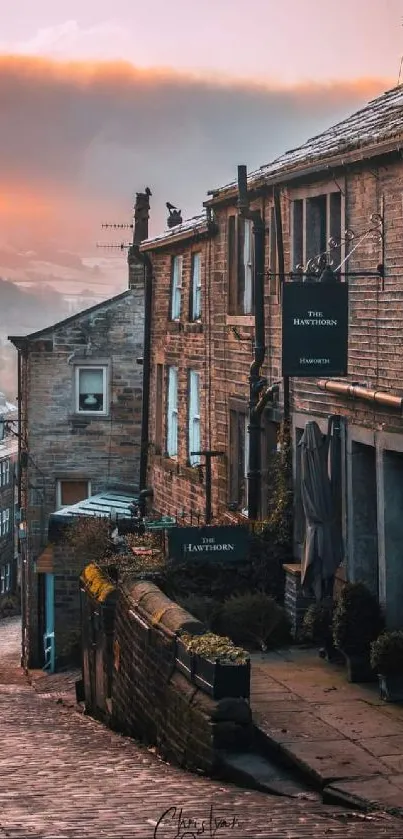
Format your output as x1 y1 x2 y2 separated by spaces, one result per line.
128 188 151 289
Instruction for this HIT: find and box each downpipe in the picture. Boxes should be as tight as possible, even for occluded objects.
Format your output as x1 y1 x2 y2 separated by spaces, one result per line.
237 165 266 521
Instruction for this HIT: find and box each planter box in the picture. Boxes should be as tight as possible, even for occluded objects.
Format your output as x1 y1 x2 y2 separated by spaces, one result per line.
378 674 403 703
344 653 376 683
175 638 194 680
193 654 250 700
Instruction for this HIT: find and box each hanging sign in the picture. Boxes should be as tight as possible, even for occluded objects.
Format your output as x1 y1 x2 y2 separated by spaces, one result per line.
282 282 348 377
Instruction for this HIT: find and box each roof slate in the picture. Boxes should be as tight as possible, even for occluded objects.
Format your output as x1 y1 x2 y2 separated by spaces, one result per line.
140 213 208 249
208 84 403 198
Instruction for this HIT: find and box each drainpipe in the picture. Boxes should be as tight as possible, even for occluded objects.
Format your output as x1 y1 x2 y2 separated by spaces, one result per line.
237 165 266 520
317 379 403 411
130 247 153 491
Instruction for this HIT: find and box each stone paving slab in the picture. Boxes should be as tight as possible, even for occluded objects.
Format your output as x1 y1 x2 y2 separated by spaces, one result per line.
313 700 403 740
325 775 403 817
251 646 403 815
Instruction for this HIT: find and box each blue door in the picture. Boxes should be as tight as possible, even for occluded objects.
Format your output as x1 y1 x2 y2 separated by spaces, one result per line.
43 573 55 673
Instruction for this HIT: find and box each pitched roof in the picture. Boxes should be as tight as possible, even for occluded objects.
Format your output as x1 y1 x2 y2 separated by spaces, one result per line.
8 289 132 347
207 84 403 202
140 213 212 251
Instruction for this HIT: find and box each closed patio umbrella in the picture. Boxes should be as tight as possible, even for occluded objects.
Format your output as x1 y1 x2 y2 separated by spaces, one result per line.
299 420 342 600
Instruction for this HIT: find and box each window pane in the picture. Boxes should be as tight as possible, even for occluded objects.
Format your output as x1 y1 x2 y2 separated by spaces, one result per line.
60 481 89 507
171 256 182 319
167 367 178 457
78 368 104 412
191 253 202 320
189 371 201 465
243 220 253 314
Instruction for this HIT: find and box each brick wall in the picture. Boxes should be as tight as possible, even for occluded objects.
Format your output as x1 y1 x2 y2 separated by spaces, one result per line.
109 578 253 772
146 198 283 521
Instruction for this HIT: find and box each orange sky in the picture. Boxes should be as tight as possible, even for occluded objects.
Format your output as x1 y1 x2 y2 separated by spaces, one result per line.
0 55 391 296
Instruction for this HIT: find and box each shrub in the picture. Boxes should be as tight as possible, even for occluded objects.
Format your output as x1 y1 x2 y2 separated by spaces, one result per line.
371 631 403 676
333 582 383 656
66 517 112 564
175 595 219 629
0 594 20 618
301 602 333 645
213 592 290 651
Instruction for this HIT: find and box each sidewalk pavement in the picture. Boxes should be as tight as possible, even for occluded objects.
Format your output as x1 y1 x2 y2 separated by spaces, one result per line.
250 646 403 817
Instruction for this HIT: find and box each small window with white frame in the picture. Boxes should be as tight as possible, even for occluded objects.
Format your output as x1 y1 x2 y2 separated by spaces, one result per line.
171 255 183 320
75 366 108 415
166 366 178 458
1 508 10 537
0 459 9 487
190 253 202 321
188 370 201 465
0 563 11 593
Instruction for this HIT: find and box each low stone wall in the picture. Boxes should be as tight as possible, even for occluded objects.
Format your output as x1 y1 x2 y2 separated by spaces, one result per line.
80 571 253 773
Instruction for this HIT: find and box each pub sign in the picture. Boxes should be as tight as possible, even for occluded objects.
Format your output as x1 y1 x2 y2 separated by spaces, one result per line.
282 282 348 377
168 526 249 563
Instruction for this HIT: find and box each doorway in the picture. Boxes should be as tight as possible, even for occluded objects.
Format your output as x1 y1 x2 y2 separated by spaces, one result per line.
350 442 378 597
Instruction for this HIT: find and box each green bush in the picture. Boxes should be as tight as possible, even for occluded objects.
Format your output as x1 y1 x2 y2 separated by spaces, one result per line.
213 592 290 651
371 631 403 676
333 582 383 656
301 602 333 645
0 594 20 618
175 594 219 629
179 631 249 664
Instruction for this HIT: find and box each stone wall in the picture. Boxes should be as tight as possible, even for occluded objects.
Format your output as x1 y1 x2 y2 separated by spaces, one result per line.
107 578 253 773
18 287 144 666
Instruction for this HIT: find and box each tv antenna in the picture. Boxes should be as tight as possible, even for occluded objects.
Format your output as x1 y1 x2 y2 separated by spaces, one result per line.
97 206 135 253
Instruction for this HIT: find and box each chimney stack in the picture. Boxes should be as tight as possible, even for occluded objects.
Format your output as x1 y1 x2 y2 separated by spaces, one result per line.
128 187 152 289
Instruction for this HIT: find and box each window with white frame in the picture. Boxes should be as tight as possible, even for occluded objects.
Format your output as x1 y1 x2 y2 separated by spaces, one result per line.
171 255 183 320
188 370 201 465
0 563 11 593
75 366 107 414
0 459 10 487
291 190 343 275
1 508 10 537
229 405 249 514
190 253 202 321
166 366 178 457
228 216 254 315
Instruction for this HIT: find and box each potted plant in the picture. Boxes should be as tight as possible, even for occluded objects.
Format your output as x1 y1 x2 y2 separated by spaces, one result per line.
371 631 403 702
301 600 335 660
332 582 383 682
177 632 250 700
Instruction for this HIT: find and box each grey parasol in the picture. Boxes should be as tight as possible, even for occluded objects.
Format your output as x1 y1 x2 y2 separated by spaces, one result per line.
299 420 342 600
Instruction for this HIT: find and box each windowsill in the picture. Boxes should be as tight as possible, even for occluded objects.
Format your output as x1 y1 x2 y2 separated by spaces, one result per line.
167 321 183 333
226 315 255 327
153 454 202 483
184 322 203 334
69 413 110 423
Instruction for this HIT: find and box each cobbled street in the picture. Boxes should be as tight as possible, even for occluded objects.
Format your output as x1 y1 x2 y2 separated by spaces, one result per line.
1 617 403 839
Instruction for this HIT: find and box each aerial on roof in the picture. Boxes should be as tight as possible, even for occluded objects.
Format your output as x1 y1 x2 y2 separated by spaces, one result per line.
207 84 403 200
140 212 210 250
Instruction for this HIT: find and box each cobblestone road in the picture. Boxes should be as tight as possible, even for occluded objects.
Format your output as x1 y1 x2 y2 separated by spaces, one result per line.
1 618 403 839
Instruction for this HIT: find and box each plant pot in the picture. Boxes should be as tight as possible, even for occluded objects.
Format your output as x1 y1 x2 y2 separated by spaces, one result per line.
193 654 250 700
175 638 194 680
378 674 403 702
344 652 376 683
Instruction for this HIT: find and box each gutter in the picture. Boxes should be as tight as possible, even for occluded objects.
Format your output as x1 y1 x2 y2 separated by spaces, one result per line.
317 379 403 412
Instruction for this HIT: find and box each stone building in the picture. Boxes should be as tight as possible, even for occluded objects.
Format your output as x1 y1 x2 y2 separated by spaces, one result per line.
142 84 403 629
0 394 18 605
9 189 151 667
